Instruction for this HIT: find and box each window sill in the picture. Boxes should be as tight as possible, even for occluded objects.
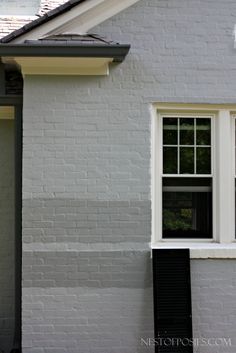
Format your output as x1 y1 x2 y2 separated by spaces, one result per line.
151 242 236 258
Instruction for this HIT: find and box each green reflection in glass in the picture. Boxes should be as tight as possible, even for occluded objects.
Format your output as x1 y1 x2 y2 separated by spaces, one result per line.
163 207 193 232
162 177 212 239
180 147 194 174
196 147 211 174
180 118 194 145
163 118 178 145
163 147 177 174
196 118 211 145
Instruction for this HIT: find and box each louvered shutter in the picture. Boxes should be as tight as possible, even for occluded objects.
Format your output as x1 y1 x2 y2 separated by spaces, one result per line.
152 249 193 353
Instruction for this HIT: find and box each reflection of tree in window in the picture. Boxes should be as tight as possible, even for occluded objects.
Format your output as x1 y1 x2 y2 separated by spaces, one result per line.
163 179 212 238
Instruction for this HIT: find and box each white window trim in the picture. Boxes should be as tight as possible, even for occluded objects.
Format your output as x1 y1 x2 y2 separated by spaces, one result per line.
151 103 236 258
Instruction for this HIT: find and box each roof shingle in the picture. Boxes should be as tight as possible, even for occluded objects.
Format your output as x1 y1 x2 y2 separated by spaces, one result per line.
38 0 68 16
0 0 79 40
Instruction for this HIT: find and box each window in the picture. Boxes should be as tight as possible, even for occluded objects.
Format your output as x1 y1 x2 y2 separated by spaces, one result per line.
152 104 235 245
162 116 213 239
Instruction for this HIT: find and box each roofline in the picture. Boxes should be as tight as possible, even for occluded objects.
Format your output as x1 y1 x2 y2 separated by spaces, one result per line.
0 43 130 62
0 0 88 43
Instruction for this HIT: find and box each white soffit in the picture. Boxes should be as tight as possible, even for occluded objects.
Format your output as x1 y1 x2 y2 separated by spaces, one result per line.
4 57 113 75
10 0 140 43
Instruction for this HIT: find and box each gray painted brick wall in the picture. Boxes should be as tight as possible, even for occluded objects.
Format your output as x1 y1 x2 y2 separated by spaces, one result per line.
22 0 236 352
191 260 236 353
0 120 15 353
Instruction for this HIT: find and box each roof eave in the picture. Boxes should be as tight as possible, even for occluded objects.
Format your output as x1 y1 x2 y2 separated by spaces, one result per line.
0 43 130 62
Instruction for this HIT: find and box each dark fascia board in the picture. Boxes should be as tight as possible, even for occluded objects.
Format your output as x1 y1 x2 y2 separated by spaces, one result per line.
1 0 88 43
0 43 130 62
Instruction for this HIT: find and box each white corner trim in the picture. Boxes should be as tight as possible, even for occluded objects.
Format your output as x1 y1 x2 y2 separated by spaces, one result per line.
151 243 236 259
12 57 112 75
216 110 235 243
10 0 141 43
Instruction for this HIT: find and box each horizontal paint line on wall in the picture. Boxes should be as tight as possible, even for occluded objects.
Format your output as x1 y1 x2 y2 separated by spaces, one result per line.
152 242 236 259
23 242 150 252
24 242 236 258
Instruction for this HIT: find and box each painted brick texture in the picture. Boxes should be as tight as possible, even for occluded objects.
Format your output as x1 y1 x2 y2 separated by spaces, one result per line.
191 260 236 353
22 75 153 353
22 0 236 352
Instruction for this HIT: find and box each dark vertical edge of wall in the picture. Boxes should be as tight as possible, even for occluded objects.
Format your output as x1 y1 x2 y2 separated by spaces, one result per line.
12 102 22 352
0 95 23 352
0 92 23 353
152 248 193 353
14 103 22 350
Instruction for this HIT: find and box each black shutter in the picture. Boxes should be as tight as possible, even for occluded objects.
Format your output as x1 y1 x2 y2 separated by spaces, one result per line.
152 249 193 353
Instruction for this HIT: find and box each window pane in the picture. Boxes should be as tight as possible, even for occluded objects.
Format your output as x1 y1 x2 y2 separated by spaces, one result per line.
196 118 211 145
180 118 194 145
162 116 212 175
180 147 194 174
163 177 212 239
163 118 177 145
163 147 177 174
196 147 211 174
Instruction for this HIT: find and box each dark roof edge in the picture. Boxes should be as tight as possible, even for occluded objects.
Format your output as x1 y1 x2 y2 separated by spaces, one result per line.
1 0 88 43
0 43 130 62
